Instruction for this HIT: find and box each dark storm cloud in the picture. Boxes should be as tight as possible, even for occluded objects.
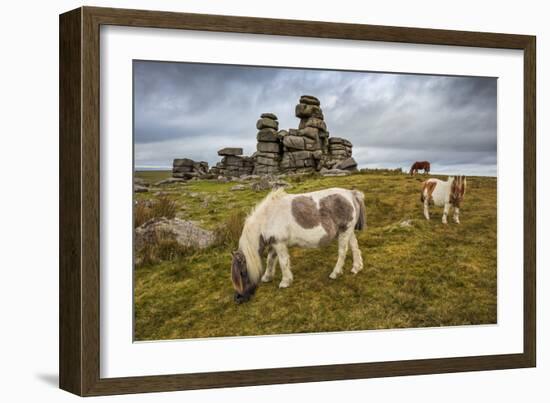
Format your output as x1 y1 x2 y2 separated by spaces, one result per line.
134 61 497 175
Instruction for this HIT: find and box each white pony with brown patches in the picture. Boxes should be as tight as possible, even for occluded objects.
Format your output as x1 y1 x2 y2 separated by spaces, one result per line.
421 176 467 224
231 187 366 303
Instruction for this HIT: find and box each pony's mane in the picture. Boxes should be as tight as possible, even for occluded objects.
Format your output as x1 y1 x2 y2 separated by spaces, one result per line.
246 187 287 219
239 187 287 284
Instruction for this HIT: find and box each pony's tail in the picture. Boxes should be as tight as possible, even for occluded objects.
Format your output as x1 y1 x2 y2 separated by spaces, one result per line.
353 190 367 231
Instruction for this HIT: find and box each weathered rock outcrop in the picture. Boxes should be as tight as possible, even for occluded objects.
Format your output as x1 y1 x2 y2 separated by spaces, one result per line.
210 148 254 178
172 158 210 179
135 217 215 251
172 96 359 179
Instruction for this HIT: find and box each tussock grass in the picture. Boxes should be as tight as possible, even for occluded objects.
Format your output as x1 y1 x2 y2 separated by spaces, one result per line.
134 196 177 228
133 171 497 341
214 210 247 249
137 229 194 267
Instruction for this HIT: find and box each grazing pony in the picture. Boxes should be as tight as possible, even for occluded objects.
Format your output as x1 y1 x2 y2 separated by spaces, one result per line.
231 187 366 303
410 161 431 175
421 176 467 224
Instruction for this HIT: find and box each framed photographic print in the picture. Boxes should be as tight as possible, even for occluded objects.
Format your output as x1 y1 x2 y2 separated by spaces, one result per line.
59 6 536 396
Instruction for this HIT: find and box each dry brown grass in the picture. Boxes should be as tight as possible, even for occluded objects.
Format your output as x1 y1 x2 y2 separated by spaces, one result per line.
137 229 193 266
214 210 247 249
134 196 177 228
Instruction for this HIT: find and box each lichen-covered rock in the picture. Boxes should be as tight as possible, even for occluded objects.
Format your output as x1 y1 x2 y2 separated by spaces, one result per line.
256 117 279 130
255 152 279 160
295 103 322 118
257 128 278 142
283 135 306 150
155 178 187 186
230 184 247 191
134 177 149 186
261 112 278 120
250 177 291 191
299 95 321 106
333 157 358 171
257 142 280 153
254 165 279 175
301 117 327 131
135 217 215 251
255 156 279 166
329 137 352 147
297 127 319 139
134 185 149 193
173 158 195 167
218 147 243 156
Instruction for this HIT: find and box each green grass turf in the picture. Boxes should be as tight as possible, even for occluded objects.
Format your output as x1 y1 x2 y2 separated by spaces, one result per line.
133 170 497 340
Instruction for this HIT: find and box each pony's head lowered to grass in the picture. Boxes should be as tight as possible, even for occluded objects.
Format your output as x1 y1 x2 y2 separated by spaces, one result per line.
230 189 285 303
231 249 257 303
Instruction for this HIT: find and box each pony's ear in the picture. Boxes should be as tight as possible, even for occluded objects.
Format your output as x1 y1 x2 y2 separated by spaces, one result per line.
231 250 236 258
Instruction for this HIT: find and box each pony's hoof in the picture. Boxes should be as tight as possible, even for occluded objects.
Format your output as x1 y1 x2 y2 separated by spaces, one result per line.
329 271 341 280
279 279 292 288
351 266 363 274
261 275 273 283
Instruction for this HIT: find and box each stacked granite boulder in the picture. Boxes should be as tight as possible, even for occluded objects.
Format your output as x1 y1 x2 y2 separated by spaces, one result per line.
172 158 209 179
279 95 328 172
327 138 357 171
210 147 254 178
328 137 352 160
253 113 282 175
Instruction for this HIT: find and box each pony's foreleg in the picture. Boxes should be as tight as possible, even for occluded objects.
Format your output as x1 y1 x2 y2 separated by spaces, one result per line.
329 230 352 279
261 248 278 283
442 203 450 224
273 243 293 288
453 207 460 224
423 196 430 220
349 232 363 274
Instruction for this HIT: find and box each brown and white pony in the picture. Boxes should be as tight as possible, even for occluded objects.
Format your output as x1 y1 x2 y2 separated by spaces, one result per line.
421 176 466 224
410 161 431 175
231 187 366 303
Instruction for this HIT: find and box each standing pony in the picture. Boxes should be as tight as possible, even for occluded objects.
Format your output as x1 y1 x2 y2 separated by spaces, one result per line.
421 176 466 224
410 161 431 175
231 187 366 303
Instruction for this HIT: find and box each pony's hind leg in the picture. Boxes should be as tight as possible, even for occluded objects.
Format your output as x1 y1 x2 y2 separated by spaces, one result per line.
329 230 352 279
349 232 363 274
453 207 460 224
442 202 450 224
423 196 430 220
261 248 278 283
273 243 293 288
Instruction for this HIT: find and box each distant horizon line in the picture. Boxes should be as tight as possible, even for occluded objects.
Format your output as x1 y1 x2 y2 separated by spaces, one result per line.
134 166 497 177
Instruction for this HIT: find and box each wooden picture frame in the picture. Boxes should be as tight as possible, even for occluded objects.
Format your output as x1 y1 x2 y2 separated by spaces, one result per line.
59 6 536 396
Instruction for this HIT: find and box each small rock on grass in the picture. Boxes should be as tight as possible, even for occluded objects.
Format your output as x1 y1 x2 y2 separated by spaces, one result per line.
230 184 248 191
134 185 149 193
400 220 413 227
154 178 187 186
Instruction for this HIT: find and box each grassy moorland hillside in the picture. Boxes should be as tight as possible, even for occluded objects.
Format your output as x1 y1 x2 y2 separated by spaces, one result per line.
133 170 497 341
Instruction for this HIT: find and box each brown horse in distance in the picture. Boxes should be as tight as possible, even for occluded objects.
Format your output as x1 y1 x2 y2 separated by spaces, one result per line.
410 161 431 175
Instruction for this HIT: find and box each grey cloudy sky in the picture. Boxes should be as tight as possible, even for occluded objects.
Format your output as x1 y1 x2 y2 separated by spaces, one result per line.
134 61 497 176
